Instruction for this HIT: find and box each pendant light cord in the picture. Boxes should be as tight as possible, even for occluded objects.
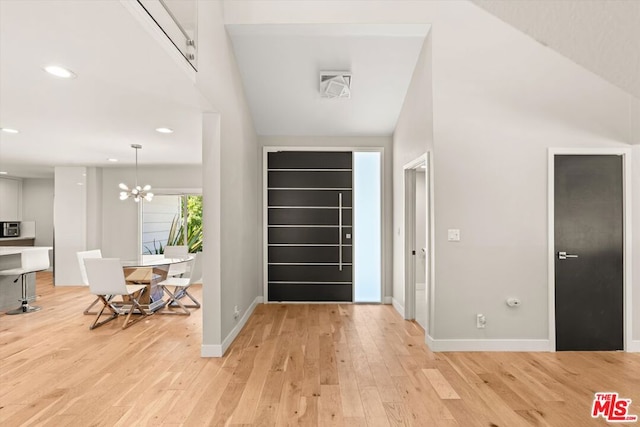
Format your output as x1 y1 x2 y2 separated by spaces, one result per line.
135 146 139 188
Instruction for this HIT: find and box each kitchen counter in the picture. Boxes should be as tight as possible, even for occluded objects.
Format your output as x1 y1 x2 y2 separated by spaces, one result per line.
0 222 37 246
0 236 35 241
0 238 36 247
0 246 52 312
0 246 50 256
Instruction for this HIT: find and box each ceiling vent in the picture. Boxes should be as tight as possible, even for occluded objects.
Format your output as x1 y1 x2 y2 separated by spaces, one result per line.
320 72 351 99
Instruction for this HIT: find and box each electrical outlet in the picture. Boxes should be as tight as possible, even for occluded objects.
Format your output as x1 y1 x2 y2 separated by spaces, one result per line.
234 305 240 319
476 313 486 329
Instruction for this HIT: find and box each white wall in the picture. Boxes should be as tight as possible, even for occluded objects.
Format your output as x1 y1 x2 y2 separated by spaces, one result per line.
100 165 202 260
202 112 223 352
53 167 87 285
226 1 640 351
85 167 103 251
195 0 260 355
427 3 638 348
260 136 394 300
393 33 434 316
22 178 54 248
53 167 101 284
633 145 640 345
0 177 22 221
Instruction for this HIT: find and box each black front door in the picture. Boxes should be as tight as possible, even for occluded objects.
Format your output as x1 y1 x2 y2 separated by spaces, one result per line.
267 151 353 302
554 155 624 351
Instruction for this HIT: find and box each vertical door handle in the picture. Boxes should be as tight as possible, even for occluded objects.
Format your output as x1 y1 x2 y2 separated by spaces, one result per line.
338 193 343 271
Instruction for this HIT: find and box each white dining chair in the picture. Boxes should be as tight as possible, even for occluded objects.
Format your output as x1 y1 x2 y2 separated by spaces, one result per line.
164 245 188 277
84 258 151 330
77 249 108 315
0 248 50 314
77 249 102 286
158 252 202 315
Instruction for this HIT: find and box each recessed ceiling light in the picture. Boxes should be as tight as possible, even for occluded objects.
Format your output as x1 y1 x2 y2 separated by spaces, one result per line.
0 171 8 175
44 65 76 79
1 128 19 134
155 127 173 134
107 158 119 162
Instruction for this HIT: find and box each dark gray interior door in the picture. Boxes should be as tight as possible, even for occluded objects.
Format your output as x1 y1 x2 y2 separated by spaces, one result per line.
554 155 623 351
267 151 353 302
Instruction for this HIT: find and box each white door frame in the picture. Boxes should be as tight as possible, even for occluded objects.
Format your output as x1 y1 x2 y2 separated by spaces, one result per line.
263 146 385 303
403 152 435 338
547 147 633 351
404 166 417 320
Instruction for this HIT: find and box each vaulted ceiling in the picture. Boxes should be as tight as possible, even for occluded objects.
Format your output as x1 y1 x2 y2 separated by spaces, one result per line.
472 0 640 99
0 1 637 178
227 24 430 136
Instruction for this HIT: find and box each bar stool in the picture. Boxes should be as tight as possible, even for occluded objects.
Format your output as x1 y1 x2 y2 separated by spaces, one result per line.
0 248 50 314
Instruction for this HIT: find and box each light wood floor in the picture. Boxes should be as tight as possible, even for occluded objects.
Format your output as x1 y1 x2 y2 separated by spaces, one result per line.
1 273 639 426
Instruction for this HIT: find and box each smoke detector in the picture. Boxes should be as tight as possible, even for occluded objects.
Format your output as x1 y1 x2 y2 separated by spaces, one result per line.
320 72 351 99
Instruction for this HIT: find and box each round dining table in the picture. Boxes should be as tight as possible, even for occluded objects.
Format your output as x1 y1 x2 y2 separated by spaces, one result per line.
121 254 194 311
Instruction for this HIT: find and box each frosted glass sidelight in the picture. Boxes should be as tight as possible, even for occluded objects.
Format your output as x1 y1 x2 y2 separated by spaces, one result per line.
353 152 382 302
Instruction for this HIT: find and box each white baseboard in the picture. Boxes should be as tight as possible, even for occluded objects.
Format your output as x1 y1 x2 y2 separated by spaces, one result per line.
628 340 640 352
391 298 405 318
426 335 552 352
201 296 263 358
383 296 392 304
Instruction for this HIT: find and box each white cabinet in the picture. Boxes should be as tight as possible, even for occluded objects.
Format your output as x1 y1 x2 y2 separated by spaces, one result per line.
0 177 22 221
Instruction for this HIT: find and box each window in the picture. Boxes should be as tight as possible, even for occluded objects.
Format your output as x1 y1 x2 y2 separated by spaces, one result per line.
354 151 382 303
141 194 202 254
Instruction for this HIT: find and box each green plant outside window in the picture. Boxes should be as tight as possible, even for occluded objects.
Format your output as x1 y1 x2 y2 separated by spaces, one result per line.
144 195 203 254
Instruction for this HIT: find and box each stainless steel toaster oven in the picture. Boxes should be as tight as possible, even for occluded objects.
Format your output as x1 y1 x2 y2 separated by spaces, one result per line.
0 221 20 237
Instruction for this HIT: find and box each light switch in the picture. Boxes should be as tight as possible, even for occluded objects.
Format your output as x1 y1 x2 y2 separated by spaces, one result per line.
447 229 460 241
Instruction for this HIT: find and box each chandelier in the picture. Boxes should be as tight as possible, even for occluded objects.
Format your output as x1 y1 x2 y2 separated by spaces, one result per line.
119 144 153 202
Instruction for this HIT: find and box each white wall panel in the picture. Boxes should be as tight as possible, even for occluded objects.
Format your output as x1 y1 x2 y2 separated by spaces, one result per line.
53 167 86 285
